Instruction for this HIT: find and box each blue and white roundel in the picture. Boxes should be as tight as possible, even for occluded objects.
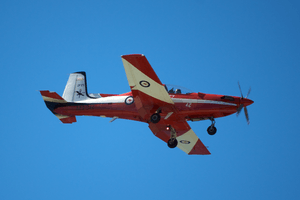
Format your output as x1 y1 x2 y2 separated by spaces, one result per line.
139 80 150 87
180 140 191 144
125 96 134 105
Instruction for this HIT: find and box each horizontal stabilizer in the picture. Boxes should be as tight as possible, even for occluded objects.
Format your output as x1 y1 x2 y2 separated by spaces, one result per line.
40 90 77 124
40 90 66 103
56 115 77 124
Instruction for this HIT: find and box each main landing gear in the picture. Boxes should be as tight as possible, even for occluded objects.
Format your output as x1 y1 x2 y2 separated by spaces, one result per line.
207 117 217 135
150 109 162 124
168 138 178 148
150 113 161 123
150 109 178 148
167 125 178 148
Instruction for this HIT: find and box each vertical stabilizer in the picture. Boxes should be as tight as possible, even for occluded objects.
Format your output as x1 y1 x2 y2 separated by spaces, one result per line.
62 71 93 102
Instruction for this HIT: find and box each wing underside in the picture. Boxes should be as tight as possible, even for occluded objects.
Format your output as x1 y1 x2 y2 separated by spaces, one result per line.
121 54 175 118
149 121 210 155
121 54 210 155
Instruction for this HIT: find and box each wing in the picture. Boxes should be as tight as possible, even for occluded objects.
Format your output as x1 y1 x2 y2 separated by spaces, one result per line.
121 54 175 119
149 120 210 155
121 54 210 155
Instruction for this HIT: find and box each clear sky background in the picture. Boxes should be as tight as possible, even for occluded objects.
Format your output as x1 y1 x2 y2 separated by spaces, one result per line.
1 0 300 199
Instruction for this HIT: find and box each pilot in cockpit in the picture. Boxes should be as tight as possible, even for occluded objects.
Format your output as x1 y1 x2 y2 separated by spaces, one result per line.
168 88 175 94
175 89 181 94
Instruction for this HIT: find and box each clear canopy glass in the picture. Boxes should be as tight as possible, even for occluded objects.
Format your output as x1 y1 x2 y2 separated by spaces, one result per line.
165 84 195 95
88 93 101 98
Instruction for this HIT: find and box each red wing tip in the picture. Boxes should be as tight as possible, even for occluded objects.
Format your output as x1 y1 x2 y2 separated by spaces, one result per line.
187 139 211 155
188 152 211 155
121 54 144 58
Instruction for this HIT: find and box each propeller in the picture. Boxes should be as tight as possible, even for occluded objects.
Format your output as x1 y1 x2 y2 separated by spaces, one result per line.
237 82 252 125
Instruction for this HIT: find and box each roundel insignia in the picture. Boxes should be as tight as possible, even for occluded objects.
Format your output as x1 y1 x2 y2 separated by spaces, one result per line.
125 96 134 105
139 80 150 88
180 140 191 144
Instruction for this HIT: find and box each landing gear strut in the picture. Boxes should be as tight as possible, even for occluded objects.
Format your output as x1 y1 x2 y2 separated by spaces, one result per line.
207 117 217 135
167 125 178 148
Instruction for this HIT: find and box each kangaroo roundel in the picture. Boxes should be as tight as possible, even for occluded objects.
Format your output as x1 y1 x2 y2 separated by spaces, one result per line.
139 80 150 87
125 96 134 105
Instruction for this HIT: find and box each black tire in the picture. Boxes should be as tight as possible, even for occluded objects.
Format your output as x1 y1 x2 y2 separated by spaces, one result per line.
150 113 161 123
207 126 217 135
167 139 178 148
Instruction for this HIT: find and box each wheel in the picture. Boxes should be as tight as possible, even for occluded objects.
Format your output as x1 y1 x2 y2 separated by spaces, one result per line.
150 113 161 123
167 139 178 148
207 126 217 135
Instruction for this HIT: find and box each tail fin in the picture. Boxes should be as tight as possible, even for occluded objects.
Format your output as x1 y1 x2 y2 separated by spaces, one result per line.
40 90 77 124
62 71 94 102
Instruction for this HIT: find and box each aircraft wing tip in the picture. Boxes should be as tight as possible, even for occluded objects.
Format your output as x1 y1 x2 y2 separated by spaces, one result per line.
121 54 144 59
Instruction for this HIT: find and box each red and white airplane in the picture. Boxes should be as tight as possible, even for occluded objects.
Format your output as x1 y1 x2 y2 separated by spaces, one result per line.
40 54 253 155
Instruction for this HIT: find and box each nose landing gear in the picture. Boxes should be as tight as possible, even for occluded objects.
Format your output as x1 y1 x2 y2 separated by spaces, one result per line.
207 117 217 135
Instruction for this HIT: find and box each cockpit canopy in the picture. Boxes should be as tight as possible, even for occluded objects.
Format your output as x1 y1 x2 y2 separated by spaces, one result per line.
89 93 101 98
88 84 195 98
165 84 195 95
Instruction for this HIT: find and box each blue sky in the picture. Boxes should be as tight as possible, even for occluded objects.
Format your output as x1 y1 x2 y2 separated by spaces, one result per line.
1 0 300 199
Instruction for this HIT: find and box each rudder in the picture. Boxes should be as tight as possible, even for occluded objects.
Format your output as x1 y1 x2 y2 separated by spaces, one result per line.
62 71 94 102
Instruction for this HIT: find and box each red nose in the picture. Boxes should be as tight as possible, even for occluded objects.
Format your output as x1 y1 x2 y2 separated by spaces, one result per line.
242 98 254 106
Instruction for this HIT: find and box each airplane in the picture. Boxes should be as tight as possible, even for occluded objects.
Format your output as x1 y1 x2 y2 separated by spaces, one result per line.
40 54 253 155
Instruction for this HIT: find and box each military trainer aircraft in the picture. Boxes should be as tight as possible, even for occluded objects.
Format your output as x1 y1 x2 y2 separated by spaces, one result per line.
40 54 253 155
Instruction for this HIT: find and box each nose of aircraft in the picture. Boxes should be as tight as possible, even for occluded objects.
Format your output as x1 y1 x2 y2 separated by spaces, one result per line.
242 98 254 106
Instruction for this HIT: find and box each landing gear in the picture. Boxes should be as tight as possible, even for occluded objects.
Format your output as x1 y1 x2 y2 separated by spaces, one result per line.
167 138 178 148
167 125 178 148
207 126 217 135
150 109 162 124
150 113 161 123
207 117 217 135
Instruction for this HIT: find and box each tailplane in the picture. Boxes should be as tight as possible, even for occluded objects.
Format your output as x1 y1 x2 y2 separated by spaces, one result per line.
40 90 77 124
40 71 93 124
62 71 95 102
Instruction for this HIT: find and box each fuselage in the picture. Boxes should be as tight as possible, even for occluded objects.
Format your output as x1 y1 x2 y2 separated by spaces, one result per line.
40 55 255 155
52 91 253 123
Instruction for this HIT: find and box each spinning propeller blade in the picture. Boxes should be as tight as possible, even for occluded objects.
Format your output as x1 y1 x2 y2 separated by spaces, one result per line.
236 104 244 116
244 106 250 125
237 82 252 124
238 81 243 98
245 87 251 98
